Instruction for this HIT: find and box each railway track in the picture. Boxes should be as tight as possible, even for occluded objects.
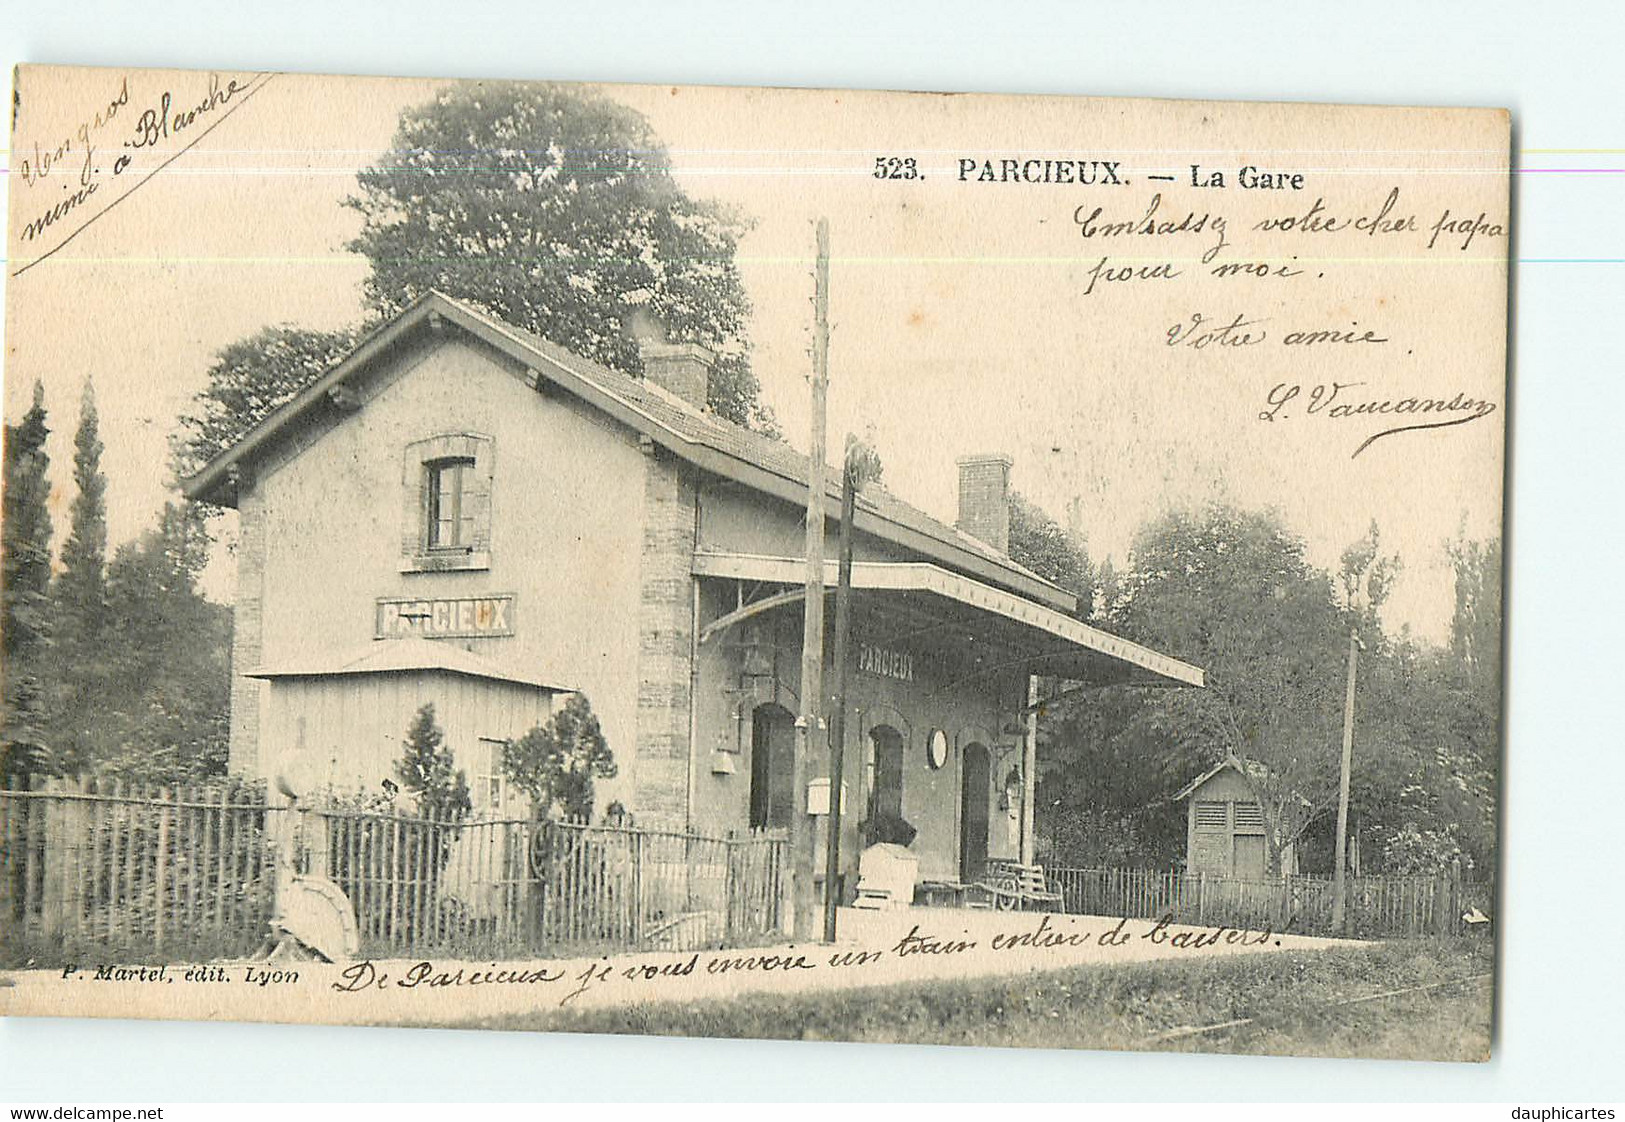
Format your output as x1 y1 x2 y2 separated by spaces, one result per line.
1150 972 1495 1044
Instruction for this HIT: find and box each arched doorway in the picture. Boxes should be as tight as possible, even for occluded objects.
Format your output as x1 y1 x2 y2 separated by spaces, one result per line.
749 704 795 829
960 742 990 881
866 724 905 839
864 721 916 845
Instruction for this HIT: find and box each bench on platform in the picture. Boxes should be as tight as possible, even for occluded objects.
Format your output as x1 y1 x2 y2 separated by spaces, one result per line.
916 879 986 909
974 860 1064 911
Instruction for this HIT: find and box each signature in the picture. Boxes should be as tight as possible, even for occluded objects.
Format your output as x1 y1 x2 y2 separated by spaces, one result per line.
1260 381 1498 458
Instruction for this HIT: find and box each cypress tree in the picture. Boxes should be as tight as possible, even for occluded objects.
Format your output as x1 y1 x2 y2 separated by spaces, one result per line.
2 383 56 778
58 380 108 644
48 381 112 770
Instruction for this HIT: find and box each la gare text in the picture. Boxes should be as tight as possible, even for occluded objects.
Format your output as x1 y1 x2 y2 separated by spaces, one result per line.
944 158 1306 190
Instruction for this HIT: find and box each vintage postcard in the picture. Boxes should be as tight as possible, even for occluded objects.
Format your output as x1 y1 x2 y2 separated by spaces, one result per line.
1 65 1507 1062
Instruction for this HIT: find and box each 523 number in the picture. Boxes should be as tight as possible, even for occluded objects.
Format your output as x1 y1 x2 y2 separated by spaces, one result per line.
873 156 921 180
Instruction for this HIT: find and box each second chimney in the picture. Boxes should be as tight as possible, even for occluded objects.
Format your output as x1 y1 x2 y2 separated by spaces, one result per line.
955 453 1012 554
626 307 713 411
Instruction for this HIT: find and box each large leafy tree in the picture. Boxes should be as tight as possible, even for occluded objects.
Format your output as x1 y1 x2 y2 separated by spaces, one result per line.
1038 505 1500 879
1312 528 1497 876
348 81 765 428
1446 533 1502 858
177 83 770 483
1008 491 1093 619
2 383 56 779
1041 505 1353 873
1448 534 1502 701
174 325 359 480
1384 533 1500 874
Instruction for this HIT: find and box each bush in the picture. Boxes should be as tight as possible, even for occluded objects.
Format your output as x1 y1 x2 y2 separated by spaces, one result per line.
501 693 616 821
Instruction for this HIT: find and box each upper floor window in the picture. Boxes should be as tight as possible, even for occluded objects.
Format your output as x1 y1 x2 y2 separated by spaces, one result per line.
401 433 494 573
426 456 476 551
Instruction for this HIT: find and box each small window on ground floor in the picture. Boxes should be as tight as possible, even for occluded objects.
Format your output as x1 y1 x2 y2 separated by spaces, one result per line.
476 737 510 817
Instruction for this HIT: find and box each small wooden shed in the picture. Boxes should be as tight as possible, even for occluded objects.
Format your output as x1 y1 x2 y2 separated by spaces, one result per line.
1174 757 1294 879
246 636 572 811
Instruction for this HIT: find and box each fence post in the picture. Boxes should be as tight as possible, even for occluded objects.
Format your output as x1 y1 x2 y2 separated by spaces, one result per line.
724 839 738 946
631 829 644 945
153 788 172 952
684 829 697 914
778 831 794 936
1453 860 1465 936
306 805 330 879
68 775 91 943
0 778 13 944
1440 859 1463 936
36 775 65 943
528 820 543 951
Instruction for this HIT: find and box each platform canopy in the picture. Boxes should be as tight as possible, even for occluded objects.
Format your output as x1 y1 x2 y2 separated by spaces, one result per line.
692 552 1204 689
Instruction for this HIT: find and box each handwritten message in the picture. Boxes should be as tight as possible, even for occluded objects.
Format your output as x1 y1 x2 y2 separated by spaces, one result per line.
43 914 1288 1020
12 71 269 275
867 148 1508 460
306 914 1283 1008
1066 177 1505 458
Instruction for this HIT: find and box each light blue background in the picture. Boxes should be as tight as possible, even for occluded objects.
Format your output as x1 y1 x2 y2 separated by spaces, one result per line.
2 0 1621 1102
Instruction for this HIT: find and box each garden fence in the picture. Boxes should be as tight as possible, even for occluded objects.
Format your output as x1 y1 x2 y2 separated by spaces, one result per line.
0 775 786 967
1039 861 1490 938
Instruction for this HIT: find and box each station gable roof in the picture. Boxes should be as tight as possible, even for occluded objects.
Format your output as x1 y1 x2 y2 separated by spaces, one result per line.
183 292 1074 612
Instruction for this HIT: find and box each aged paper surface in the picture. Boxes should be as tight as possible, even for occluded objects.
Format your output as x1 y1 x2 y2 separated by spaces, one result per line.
2 65 1506 1061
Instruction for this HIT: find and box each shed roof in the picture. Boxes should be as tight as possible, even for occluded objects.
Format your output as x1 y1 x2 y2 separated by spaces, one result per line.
1173 757 1254 801
1173 755 1310 804
246 636 572 692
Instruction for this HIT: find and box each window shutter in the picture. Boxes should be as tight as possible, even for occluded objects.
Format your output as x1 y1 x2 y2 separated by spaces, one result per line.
1195 800 1228 830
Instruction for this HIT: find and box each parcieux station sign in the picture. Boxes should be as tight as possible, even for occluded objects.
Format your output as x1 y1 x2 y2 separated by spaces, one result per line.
856 641 916 683
376 594 516 640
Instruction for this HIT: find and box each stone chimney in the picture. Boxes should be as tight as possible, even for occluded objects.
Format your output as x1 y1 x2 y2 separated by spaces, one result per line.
625 307 714 411
955 453 1012 554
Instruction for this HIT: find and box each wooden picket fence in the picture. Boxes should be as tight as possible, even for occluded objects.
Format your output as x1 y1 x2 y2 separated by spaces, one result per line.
1040 862 1487 938
311 809 786 959
0 775 788 966
0 775 277 965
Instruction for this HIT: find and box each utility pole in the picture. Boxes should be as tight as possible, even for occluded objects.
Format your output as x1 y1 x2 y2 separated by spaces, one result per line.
823 447 859 943
1330 627 1360 934
793 217 830 942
